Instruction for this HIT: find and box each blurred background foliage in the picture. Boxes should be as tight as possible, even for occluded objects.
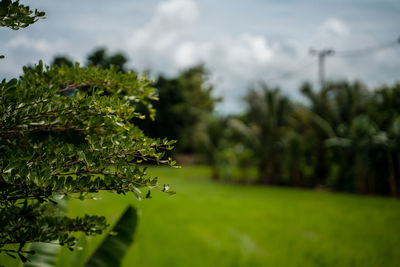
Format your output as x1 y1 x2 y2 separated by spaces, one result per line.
51 47 400 197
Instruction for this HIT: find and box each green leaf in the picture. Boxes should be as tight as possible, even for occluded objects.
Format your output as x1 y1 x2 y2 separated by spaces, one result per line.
18 253 28 263
84 205 138 267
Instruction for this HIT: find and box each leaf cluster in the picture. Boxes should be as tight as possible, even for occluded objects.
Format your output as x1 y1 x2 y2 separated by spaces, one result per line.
0 0 45 30
0 62 176 259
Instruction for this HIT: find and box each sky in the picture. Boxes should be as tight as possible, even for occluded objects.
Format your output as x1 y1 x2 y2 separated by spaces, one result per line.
1 0 399 113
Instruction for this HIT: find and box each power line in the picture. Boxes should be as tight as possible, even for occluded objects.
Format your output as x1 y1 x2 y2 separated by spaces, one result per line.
334 36 400 57
263 59 316 84
263 36 400 87
308 36 400 88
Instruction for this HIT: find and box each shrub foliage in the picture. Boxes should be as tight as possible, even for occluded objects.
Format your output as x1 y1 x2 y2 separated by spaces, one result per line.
0 62 176 260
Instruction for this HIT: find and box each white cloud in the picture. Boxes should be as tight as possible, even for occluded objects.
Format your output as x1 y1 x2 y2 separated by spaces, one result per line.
225 34 273 68
125 1 277 76
173 41 197 67
127 0 198 52
320 18 350 37
241 34 273 64
0 34 73 79
122 0 303 112
5 34 70 57
155 0 199 24
6 35 51 54
314 18 352 49
154 32 179 52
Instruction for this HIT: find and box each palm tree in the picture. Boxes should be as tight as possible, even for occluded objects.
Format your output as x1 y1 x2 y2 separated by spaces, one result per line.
326 115 389 194
368 84 400 196
387 118 400 196
300 81 370 187
244 84 292 184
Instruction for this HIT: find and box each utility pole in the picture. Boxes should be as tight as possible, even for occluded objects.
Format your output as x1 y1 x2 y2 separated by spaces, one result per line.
310 48 335 90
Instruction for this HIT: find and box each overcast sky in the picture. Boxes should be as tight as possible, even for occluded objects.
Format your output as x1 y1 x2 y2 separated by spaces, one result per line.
1 0 399 113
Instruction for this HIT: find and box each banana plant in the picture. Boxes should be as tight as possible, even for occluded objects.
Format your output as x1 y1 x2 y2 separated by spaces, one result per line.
22 205 138 267
85 205 138 267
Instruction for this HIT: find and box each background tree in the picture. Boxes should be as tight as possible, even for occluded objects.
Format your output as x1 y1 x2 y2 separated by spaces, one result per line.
86 47 129 72
136 64 219 154
52 55 74 68
208 80 400 196
299 81 369 187
196 116 229 180
238 84 292 184
367 84 400 196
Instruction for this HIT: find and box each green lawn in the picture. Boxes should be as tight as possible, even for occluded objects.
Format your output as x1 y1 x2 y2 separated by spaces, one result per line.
3 166 400 266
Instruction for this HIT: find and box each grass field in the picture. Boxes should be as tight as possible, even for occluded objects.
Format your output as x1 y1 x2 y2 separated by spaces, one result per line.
3 166 400 266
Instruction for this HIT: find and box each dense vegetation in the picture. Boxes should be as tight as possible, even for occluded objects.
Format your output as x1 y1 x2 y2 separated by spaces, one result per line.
52 48 400 197
211 82 400 196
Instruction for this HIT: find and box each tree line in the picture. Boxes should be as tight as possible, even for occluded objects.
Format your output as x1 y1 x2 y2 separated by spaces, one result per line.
208 82 400 197
54 48 400 197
